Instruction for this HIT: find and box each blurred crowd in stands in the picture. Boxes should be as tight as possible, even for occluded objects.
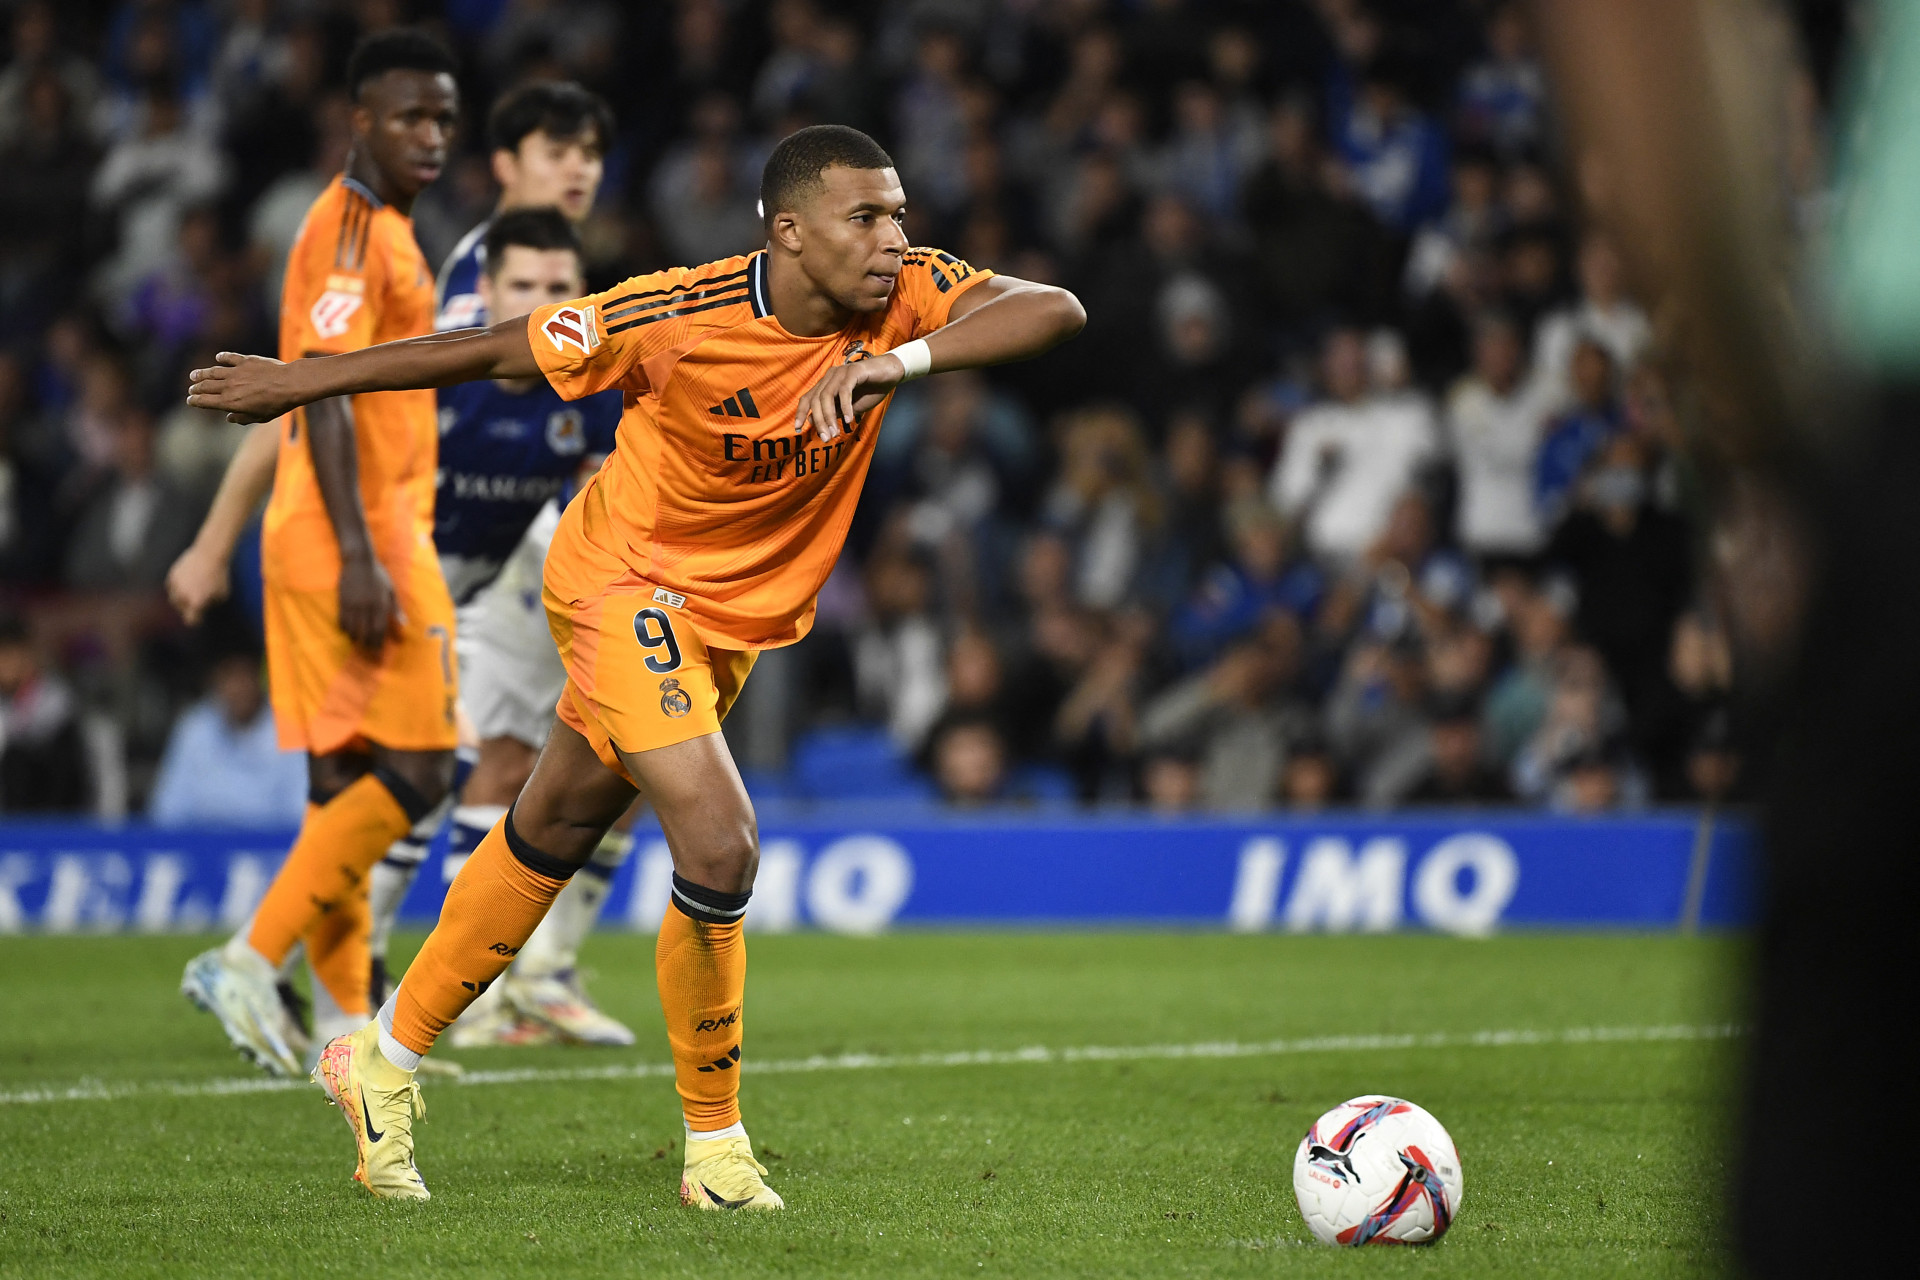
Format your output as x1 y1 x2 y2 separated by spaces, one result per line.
0 0 1753 819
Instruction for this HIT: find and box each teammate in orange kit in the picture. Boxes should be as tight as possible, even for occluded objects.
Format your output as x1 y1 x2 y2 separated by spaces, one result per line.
178 30 463 1078
186 125 1084 1205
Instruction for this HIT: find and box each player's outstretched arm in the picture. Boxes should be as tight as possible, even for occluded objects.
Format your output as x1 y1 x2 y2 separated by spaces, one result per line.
185 317 541 425
165 420 280 625
796 276 1085 442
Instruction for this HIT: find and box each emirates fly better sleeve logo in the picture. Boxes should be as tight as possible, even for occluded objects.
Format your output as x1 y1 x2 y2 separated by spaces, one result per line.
542 304 599 355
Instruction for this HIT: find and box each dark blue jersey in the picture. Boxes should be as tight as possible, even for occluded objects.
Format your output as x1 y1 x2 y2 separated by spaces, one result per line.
435 377 620 603
435 219 490 331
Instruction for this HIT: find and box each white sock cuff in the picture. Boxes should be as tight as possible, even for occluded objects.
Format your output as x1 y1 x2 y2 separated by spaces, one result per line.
376 996 423 1072
453 803 509 832
687 1121 746 1143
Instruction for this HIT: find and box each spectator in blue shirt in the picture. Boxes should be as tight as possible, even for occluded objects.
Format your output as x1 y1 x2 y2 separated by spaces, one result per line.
1173 499 1323 670
148 651 306 826
1332 59 1451 232
1534 337 1620 527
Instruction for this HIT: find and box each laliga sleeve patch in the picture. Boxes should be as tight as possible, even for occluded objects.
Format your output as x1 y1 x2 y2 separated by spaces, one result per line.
542 304 600 356
309 290 363 340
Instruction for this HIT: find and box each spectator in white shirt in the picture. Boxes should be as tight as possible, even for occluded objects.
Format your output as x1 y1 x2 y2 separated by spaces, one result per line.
1532 232 1651 396
1446 312 1565 558
1269 327 1439 565
148 653 306 826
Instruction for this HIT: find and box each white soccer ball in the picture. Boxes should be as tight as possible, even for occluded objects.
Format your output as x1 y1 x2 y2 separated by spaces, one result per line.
1292 1095 1463 1245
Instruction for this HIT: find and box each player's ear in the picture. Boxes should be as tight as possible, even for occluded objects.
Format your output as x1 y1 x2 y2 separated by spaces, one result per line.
770 210 804 255
490 148 518 191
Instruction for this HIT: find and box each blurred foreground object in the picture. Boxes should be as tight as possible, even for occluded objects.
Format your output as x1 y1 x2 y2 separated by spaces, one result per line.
1536 0 1900 1272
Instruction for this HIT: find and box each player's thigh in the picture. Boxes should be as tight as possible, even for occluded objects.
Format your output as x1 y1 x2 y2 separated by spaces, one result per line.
511 716 640 865
612 732 757 894
463 735 539 807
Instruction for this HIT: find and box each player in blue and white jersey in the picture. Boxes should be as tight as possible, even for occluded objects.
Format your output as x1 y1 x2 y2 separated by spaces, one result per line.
363 84 639 1049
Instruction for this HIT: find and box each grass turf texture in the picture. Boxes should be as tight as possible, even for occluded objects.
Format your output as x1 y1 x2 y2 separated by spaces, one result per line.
0 932 1738 1278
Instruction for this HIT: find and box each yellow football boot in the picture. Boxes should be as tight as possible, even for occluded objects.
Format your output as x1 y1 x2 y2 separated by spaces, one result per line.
311 1022 429 1200
680 1133 784 1211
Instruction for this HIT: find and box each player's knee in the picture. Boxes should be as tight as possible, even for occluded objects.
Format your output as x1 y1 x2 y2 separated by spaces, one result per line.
371 750 456 816
674 811 759 895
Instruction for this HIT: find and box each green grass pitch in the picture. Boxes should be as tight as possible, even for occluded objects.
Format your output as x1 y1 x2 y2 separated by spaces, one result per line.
0 931 1739 1278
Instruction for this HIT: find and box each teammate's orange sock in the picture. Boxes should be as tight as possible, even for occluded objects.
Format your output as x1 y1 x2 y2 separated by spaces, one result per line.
304 885 372 1019
656 875 751 1132
385 808 570 1059
244 770 427 967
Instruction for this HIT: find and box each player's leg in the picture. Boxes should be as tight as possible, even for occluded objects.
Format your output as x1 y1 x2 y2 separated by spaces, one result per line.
366 738 473 1009
606 727 781 1211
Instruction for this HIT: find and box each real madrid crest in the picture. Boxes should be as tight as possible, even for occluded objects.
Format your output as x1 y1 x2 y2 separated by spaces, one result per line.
659 677 692 719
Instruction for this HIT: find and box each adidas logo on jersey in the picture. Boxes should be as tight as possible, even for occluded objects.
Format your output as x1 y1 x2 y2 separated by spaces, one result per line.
707 388 761 419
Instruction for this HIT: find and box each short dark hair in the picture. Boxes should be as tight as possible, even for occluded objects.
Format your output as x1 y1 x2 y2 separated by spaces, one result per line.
486 80 614 155
345 29 458 101
484 207 582 274
759 124 895 227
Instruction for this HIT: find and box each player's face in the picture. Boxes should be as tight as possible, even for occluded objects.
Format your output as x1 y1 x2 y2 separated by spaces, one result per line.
794 166 910 314
355 70 459 199
495 129 605 222
478 246 586 324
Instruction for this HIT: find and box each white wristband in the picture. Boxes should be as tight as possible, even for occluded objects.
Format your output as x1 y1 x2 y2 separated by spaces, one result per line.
891 338 932 381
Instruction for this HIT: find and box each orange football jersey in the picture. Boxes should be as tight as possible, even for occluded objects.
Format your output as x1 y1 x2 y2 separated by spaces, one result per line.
530 248 991 649
263 176 439 591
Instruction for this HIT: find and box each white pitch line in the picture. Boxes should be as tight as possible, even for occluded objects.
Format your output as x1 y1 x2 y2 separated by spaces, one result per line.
0 1023 1742 1108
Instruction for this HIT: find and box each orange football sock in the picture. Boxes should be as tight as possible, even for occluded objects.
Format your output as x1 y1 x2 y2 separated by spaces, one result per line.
246 771 419 967
656 874 752 1132
304 885 371 1018
388 809 569 1056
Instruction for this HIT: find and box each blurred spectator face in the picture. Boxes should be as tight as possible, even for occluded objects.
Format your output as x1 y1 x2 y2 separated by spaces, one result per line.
1034 605 1099 668
1143 196 1199 263
1453 156 1499 215
1428 627 1492 695
23 70 71 140
1018 533 1072 608
1266 97 1317 172
1488 3 1531 61
1281 751 1335 810
926 372 985 455
210 656 266 730
1585 436 1649 533
1431 716 1484 785
480 245 586 325
1569 339 1616 410
946 630 1003 709
866 555 931 622
1687 746 1740 801
962 138 1003 202
916 29 966 84
1321 328 1369 404
0 626 41 697
1227 503 1289 580
1577 233 1625 306
12 2 55 62
1504 234 1559 300
1513 586 1570 659
1091 92 1145 151
1164 413 1216 497
111 410 157 480
177 207 221 273
1069 27 1122 90
494 127 605 222
934 721 1007 805
1210 28 1260 90
1366 329 1412 392
1377 492 1435 564
1563 758 1619 813
1670 612 1733 698
1142 754 1200 812
1472 317 1524 393
1548 648 1607 734
1173 82 1222 137
1159 275 1228 366
1504 162 1558 225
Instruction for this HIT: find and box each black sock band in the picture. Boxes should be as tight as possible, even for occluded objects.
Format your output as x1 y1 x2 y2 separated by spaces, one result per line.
370 765 434 826
670 873 750 924
502 806 580 881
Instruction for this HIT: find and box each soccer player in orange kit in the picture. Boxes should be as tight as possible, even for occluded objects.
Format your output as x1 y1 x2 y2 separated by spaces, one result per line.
186 125 1085 1206
177 31 463 1079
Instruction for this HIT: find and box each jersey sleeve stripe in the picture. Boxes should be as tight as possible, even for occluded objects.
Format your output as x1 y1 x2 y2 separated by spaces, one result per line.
604 292 752 334
600 265 750 311
603 280 752 322
748 252 770 318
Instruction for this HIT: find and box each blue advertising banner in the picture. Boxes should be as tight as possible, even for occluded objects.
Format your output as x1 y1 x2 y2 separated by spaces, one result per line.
0 809 1752 935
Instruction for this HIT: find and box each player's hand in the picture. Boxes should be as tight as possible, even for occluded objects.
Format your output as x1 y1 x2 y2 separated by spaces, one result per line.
338 552 401 653
187 352 297 425
794 354 905 444
165 543 230 626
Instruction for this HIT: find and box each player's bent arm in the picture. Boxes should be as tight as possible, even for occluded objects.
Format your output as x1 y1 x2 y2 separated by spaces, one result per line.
796 276 1085 440
186 318 539 425
165 420 280 625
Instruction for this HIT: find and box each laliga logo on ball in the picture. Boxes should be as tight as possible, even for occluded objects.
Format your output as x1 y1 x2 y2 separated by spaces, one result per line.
1293 1096 1463 1245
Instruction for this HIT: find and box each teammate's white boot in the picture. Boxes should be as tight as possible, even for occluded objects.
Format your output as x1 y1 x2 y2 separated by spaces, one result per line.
180 942 303 1077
